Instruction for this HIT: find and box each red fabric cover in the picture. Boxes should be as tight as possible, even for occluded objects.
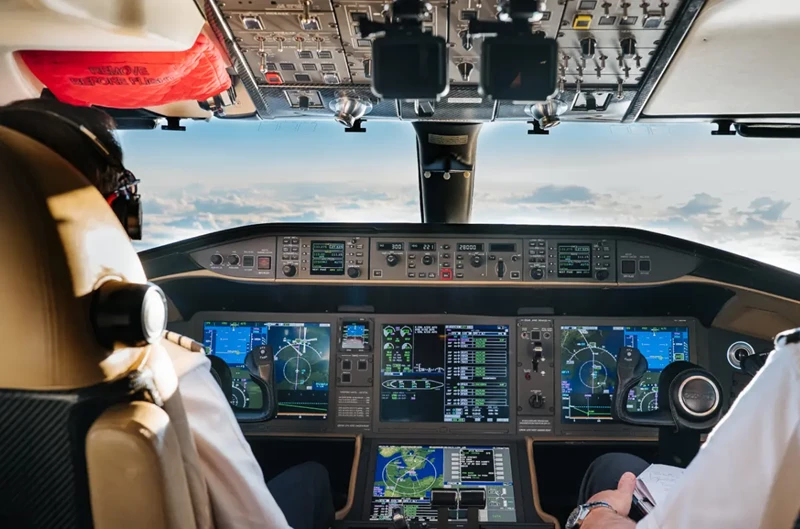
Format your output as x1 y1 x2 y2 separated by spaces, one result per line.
19 34 231 108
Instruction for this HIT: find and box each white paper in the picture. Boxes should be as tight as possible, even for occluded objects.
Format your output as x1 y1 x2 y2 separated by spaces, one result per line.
635 464 685 508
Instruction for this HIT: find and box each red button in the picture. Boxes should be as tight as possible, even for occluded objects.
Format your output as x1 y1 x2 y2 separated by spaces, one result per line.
265 72 283 85
524 372 531 380
441 268 452 280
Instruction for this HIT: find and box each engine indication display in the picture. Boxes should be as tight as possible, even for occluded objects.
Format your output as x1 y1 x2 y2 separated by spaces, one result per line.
311 241 345 275
380 324 510 423
203 321 331 419
560 325 689 423
557 244 592 278
370 445 517 522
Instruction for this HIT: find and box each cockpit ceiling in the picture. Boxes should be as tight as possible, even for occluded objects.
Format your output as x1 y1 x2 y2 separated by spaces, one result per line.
211 0 688 122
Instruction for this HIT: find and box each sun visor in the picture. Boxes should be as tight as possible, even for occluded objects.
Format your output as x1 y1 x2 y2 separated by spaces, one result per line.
17 34 231 109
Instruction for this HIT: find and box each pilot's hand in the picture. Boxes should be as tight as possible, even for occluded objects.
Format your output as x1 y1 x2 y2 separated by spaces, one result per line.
582 472 637 529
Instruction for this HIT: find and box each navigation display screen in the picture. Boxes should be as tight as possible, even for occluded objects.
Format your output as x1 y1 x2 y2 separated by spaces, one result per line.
310 241 345 275
203 321 331 419
370 445 517 522
560 325 689 423
380 324 510 423
557 244 591 278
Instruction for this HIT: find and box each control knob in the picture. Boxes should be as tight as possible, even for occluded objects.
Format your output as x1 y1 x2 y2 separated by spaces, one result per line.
528 393 545 409
386 253 400 267
210 254 223 266
621 37 637 58
496 260 506 278
347 267 361 278
227 254 240 266
531 268 544 280
470 255 484 268
422 255 435 266
282 264 297 277
580 37 597 59
595 269 610 281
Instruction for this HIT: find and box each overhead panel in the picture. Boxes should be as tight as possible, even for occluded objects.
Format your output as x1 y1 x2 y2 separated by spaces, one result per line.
213 0 689 121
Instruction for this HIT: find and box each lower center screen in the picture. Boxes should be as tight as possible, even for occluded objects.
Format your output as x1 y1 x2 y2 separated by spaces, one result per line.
202 321 331 419
380 324 510 423
370 445 517 522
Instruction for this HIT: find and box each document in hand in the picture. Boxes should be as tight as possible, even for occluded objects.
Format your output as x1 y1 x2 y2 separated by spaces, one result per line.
633 464 685 514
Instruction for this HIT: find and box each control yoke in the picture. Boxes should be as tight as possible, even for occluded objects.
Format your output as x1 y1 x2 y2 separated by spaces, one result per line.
243 344 279 422
613 347 725 466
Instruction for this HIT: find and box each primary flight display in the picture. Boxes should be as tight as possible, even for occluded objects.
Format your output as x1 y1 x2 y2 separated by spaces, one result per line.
560 325 689 422
203 321 331 419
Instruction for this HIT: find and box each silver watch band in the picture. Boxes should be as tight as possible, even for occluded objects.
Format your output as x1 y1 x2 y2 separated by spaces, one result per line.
566 500 617 529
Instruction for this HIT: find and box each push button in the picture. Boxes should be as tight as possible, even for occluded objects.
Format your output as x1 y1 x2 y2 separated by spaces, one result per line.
621 260 636 274
441 268 453 280
639 260 651 272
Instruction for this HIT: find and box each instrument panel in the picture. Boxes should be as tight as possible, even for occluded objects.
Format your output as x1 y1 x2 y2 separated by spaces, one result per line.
173 312 713 438
189 233 697 285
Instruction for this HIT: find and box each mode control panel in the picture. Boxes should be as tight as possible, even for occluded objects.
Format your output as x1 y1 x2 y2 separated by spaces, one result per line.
516 319 556 417
526 238 617 282
371 238 524 281
277 236 367 280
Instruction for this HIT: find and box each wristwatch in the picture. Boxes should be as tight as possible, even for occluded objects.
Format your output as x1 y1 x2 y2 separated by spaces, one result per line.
565 501 616 529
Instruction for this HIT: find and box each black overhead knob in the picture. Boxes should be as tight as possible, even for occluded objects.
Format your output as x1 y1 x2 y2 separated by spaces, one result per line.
581 37 597 59
422 255 434 266
347 267 361 278
386 253 400 267
621 37 637 57
92 281 168 348
210 254 223 266
470 255 484 268
595 269 610 281
282 264 297 277
531 268 544 280
227 254 240 266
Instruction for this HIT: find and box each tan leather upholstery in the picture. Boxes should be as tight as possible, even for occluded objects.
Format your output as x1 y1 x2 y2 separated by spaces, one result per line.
0 125 147 390
87 402 197 529
0 124 212 529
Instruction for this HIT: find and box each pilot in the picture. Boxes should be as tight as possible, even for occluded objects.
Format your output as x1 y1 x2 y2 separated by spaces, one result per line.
567 328 800 529
0 98 335 529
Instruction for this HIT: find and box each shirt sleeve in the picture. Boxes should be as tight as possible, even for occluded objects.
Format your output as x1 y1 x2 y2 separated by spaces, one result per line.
636 334 800 529
178 359 292 529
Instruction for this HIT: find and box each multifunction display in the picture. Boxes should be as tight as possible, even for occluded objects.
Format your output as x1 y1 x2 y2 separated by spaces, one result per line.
370 445 517 522
203 321 331 419
340 320 371 351
557 244 592 278
560 325 689 422
380 324 510 423
311 241 345 275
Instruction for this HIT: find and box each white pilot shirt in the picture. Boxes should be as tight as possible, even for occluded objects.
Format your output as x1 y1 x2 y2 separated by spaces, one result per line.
166 343 292 529
637 329 800 529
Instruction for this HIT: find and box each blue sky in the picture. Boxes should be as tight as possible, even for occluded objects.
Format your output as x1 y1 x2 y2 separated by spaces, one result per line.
119 119 800 273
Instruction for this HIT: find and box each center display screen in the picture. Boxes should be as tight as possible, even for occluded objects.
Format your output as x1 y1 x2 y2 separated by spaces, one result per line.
380 324 510 423
203 321 331 419
370 445 517 522
310 241 345 275
560 325 689 423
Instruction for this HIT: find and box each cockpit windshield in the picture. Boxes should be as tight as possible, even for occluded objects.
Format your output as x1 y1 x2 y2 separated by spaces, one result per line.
122 121 800 273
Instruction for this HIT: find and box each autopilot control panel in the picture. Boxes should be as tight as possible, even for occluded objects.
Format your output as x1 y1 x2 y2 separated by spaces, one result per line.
190 232 699 285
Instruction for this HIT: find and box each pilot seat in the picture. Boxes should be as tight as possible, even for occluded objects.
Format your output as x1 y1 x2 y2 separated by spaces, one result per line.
0 124 213 529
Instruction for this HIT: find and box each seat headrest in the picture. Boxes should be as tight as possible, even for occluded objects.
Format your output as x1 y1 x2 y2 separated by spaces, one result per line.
0 125 148 390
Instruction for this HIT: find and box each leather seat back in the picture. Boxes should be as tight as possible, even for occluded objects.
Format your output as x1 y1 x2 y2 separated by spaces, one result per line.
0 124 211 529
